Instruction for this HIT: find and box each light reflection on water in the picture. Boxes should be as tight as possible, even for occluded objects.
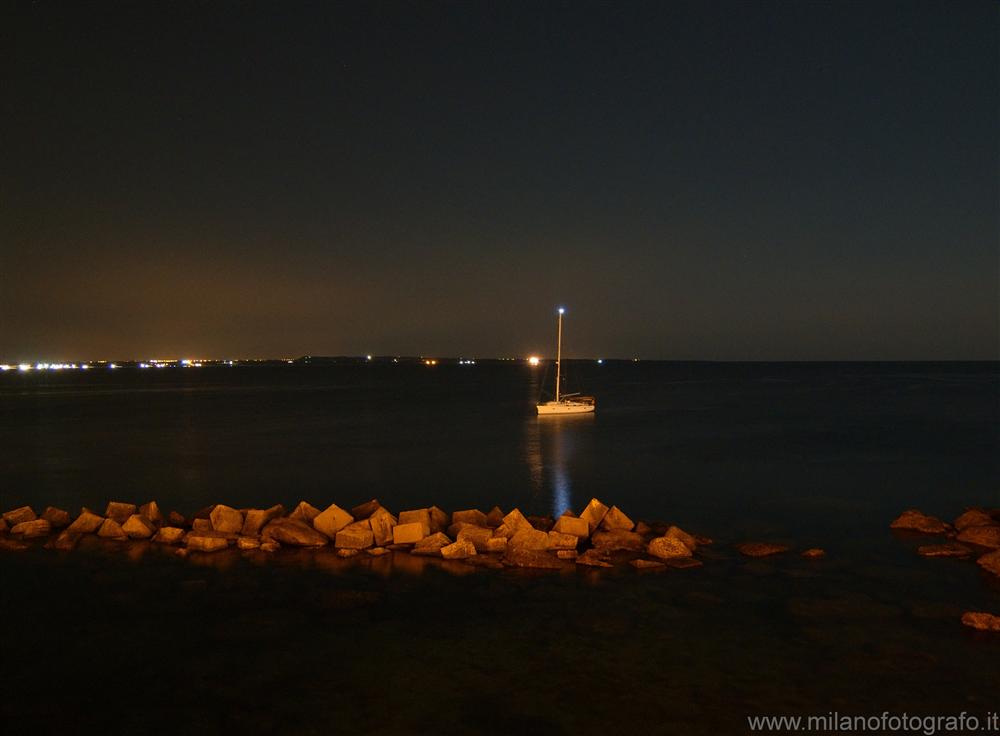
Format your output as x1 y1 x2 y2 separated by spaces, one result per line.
525 411 594 518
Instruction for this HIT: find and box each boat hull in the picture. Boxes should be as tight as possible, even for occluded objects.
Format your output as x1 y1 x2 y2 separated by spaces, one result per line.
536 401 595 415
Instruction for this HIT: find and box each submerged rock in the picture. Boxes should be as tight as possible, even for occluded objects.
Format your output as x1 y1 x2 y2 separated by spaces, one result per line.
41 506 71 528
801 548 827 559
337 548 360 558
50 530 82 551
503 548 562 569
664 525 698 551
122 514 156 539
575 549 612 567
0 538 28 552
591 529 644 552
209 505 244 534
2 506 36 528
237 536 260 550
890 509 948 534
917 543 972 558
441 539 477 560
67 510 104 534
262 518 328 547
97 518 127 540
241 505 285 536
647 535 693 559
12 519 51 538
665 557 704 569
104 502 137 525
630 558 666 569
956 525 1000 550
736 542 791 558
0 519 6 534
186 535 229 553
153 527 185 545
260 539 280 553
367 546 390 556
961 612 1000 632
313 503 354 538
556 549 578 559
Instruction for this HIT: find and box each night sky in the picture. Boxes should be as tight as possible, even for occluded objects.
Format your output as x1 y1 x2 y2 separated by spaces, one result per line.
4 1 997 361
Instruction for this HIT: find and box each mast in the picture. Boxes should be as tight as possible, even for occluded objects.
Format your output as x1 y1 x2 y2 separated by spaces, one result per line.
555 307 564 402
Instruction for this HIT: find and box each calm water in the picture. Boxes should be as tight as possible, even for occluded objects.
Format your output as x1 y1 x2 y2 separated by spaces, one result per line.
1 362 998 733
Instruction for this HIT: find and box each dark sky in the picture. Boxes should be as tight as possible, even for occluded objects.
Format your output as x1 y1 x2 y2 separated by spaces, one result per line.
3 1 997 361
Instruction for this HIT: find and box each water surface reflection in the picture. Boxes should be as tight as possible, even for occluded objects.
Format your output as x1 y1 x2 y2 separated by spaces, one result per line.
525 413 595 518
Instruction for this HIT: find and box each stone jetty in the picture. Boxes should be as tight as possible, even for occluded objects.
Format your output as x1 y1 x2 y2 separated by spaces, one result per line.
0 497 757 573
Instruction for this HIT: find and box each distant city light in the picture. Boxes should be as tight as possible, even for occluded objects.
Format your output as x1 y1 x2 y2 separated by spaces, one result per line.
597 359 603 364
366 355 372 361
0 364 12 371
458 359 476 365
424 359 438 366
19 364 32 371
109 363 118 369
528 356 540 366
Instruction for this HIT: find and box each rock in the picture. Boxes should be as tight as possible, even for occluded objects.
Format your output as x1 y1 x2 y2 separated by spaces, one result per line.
956 525 1000 550
664 525 698 551
313 503 354 538
260 539 280 553
509 527 550 551
122 514 156 539
961 612 1000 632
527 515 554 532
67 510 104 534
41 507 71 528
454 525 492 552
631 558 666 569
599 506 634 532
464 555 504 569
485 506 504 527
262 518 328 547
337 548 360 558
503 548 562 569
736 542 791 558
288 501 322 523
104 502 137 525
51 530 82 551
486 537 507 553
11 519 51 538
452 509 488 527
547 531 579 550
97 518 127 540
575 549 612 567
335 523 374 549
955 509 994 531
153 527 185 544
186 535 229 552
398 509 432 537
168 511 187 527
634 521 653 536
648 535 694 559
369 507 398 546
579 498 610 534
556 549 577 559
191 505 215 520
209 504 244 534
392 522 426 544
428 506 449 534
917 543 972 558
350 499 382 519
241 505 285 536
801 548 827 559
192 518 213 533
665 557 703 569
890 509 948 534
2 506 36 527
502 508 533 534
0 519 6 534
447 521 477 539
441 539 477 560
592 529 645 552
237 536 261 550
138 501 164 526
977 550 1000 577
553 515 589 538
411 532 452 556
367 547 390 556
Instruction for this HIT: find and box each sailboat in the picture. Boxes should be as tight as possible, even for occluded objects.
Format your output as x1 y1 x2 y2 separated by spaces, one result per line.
536 307 596 415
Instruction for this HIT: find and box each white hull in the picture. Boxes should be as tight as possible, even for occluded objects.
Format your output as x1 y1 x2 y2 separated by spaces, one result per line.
536 400 595 415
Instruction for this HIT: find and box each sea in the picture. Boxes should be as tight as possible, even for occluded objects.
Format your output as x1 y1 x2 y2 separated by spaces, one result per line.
1 361 998 734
